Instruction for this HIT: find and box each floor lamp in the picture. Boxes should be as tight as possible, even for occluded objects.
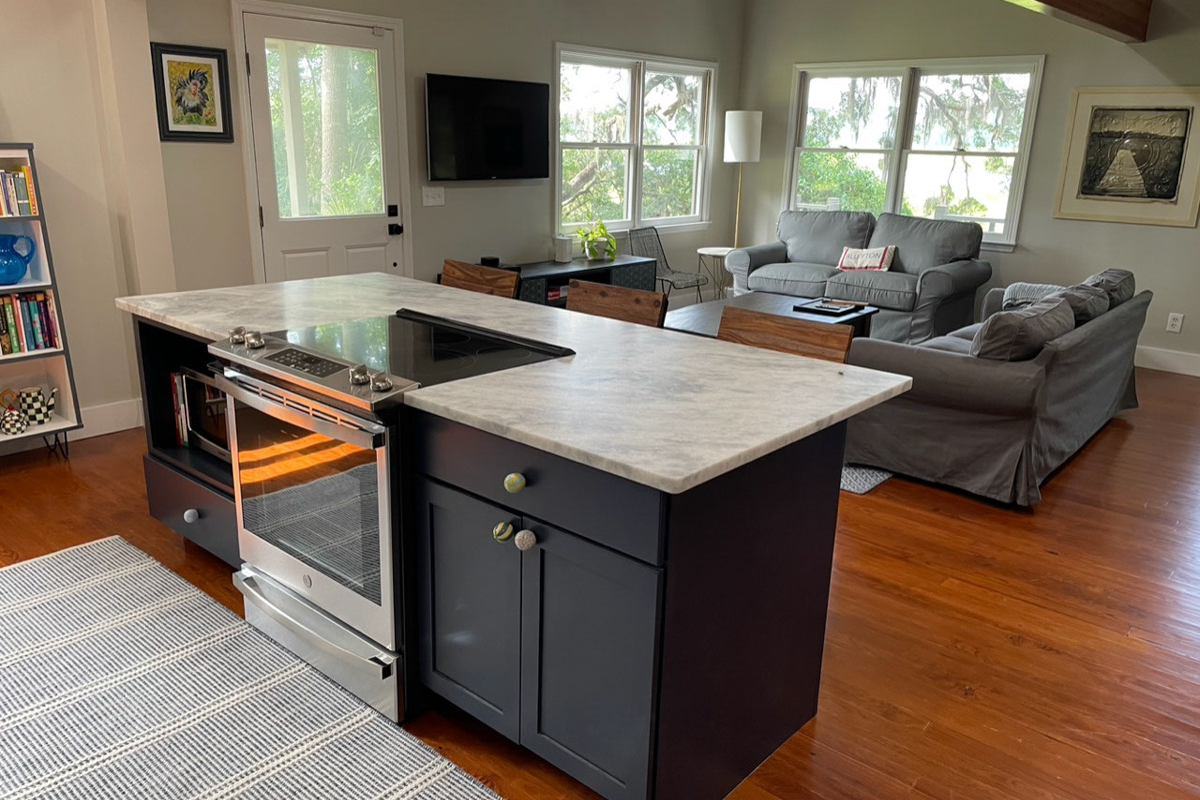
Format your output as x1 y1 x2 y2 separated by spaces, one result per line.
724 110 762 248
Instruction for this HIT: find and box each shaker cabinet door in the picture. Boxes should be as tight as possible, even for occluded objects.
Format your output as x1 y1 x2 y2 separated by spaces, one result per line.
520 519 663 800
415 478 522 741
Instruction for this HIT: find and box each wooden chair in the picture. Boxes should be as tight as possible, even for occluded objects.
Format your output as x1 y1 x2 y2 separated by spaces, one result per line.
717 306 853 363
566 280 668 328
440 259 520 298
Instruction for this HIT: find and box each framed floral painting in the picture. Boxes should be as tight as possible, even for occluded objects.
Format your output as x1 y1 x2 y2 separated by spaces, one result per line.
150 43 234 142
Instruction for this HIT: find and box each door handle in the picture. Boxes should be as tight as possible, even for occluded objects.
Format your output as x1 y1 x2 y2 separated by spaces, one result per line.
388 223 403 235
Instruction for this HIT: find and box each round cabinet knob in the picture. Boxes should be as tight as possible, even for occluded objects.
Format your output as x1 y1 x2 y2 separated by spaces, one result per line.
503 472 527 494
492 521 515 542
514 529 537 551
370 373 394 392
182 508 200 524
228 326 246 344
349 364 371 386
244 330 265 350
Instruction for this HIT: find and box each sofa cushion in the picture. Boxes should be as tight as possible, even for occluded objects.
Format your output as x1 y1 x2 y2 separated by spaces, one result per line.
922 335 974 355
950 322 984 340
777 210 875 266
1048 284 1110 324
1002 282 1064 310
825 270 919 312
746 262 838 297
1083 269 1135 307
867 213 983 275
970 297 1075 361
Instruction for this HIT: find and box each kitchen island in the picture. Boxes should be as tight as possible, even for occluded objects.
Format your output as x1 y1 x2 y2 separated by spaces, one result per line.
117 273 909 800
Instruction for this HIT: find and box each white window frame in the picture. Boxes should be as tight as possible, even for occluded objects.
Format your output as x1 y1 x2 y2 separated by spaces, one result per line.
783 56 1045 251
555 43 716 234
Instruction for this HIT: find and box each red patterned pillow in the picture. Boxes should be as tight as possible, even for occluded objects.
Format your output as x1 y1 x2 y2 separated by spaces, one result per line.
838 245 896 270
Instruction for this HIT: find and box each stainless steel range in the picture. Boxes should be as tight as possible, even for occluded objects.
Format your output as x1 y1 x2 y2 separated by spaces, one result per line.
208 309 572 721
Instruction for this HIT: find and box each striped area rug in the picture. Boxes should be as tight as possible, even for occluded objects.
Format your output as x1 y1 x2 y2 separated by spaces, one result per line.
0 537 502 800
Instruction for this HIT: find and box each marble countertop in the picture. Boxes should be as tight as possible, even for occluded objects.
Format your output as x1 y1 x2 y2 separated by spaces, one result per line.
116 273 910 494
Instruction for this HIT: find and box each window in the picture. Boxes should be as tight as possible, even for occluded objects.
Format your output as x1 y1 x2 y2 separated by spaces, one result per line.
787 57 1044 248
557 45 715 232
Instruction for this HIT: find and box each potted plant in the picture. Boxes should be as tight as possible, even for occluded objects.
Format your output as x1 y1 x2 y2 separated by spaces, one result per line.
578 213 617 260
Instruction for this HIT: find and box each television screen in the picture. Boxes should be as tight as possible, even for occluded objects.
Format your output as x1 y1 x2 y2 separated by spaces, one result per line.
426 74 550 181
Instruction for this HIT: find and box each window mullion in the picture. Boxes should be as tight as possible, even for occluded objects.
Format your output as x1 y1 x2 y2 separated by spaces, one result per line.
886 67 919 215
631 60 644 226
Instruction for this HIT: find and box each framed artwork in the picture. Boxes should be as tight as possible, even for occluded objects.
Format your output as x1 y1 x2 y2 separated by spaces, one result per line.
1055 87 1200 227
150 43 234 143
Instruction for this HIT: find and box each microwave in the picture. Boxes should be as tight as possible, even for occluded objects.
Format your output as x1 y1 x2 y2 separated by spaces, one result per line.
180 366 231 462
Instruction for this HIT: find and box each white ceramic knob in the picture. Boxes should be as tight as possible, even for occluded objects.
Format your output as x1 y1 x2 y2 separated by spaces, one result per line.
514 529 537 551
183 508 200 524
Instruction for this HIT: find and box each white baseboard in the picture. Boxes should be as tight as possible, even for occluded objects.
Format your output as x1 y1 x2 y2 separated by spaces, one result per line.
78 397 144 439
1136 345 1200 377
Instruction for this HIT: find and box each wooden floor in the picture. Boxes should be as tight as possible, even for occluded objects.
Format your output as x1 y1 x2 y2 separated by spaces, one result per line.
3 367 1200 799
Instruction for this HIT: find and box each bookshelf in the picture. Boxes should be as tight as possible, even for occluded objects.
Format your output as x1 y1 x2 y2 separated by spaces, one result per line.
0 144 81 455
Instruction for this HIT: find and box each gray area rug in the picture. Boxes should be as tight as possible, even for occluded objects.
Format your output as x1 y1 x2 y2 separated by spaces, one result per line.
0 536 502 800
840 465 893 495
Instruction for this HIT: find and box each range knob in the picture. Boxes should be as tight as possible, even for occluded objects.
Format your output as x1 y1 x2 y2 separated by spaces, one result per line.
244 330 265 350
228 326 246 344
349 364 371 386
370 373 394 392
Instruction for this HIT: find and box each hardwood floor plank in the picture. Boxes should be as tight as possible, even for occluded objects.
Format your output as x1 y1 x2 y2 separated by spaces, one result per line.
2 367 1200 798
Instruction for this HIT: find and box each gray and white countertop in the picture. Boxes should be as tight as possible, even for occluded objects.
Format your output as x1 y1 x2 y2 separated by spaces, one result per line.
116 273 910 493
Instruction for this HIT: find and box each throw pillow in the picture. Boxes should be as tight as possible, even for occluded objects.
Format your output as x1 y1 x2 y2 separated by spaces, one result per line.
1047 284 1110 325
1002 282 1065 310
971 296 1075 361
838 245 896 271
1083 269 1135 307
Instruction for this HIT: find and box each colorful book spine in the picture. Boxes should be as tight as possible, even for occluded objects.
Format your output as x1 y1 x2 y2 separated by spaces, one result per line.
18 295 34 349
9 295 25 351
0 298 9 355
45 290 59 347
2 297 18 352
12 177 30 216
28 298 45 350
0 173 8 216
2 174 17 217
35 293 53 347
16 166 36 215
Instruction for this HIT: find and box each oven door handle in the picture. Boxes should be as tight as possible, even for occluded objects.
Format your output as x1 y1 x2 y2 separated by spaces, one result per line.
234 567 396 674
212 371 384 450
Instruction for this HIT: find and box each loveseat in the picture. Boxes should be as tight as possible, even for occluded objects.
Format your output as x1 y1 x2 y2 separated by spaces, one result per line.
844 270 1150 506
725 210 992 344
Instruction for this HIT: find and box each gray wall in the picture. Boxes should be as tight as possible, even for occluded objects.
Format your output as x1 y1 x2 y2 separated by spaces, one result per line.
737 0 1200 355
148 0 747 290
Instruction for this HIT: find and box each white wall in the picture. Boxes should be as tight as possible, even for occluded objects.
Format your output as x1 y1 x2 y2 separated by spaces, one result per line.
737 0 1200 357
146 0 748 290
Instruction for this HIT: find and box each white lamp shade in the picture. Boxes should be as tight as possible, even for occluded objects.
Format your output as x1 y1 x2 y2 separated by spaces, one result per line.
724 110 763 163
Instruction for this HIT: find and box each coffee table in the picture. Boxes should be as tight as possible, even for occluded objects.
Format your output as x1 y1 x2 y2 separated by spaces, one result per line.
664 292 879 338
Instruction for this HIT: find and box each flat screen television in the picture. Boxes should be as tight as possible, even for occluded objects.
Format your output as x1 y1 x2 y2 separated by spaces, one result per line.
425 73 550 181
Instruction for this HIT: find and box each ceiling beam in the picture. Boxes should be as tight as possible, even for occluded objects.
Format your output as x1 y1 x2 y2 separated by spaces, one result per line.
998 0 1153 43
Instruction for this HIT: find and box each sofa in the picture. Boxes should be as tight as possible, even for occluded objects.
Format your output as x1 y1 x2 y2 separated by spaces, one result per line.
844 271 1150 506
725 210 992 344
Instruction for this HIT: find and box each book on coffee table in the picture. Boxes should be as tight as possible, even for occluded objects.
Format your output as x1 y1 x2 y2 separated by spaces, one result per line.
797 298 862 316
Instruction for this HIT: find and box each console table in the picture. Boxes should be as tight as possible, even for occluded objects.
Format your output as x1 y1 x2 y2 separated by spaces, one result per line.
517 255 656 307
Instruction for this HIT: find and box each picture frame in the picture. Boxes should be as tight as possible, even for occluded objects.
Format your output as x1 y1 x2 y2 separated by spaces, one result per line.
1055 87 1200 228
150 42 234 143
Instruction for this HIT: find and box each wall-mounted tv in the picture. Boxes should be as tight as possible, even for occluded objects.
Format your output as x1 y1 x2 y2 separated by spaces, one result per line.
425 73 550 182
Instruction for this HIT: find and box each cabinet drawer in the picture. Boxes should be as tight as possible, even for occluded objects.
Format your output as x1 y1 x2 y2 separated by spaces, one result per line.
144 455 239 567
409 411 664 565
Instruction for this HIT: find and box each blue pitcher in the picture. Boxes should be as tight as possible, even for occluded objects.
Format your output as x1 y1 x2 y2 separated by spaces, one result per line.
0 234 36 286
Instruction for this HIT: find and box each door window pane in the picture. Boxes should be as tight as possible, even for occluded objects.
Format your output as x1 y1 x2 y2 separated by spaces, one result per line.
803 75 902 149
560 62 632 144
642 149 698 219
794 150 890 215
643 71 703 145
912 72 1031 152
265 39 384 218
902 153 1016 234
561 147 629 224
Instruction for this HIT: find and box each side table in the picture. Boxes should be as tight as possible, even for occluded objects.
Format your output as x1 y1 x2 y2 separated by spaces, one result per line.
697 246 734 299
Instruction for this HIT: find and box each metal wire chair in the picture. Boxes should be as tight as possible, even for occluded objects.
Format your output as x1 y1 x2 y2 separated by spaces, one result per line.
627 226 708 303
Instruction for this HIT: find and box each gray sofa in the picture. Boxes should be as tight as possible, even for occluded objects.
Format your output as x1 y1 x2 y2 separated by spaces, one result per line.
726 210 992 344
845 283 1152 506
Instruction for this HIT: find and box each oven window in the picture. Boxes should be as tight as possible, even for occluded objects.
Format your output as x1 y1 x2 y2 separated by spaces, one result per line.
234 403 382 604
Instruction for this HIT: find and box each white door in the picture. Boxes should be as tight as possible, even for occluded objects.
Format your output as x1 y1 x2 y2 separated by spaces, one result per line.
243 13 406 281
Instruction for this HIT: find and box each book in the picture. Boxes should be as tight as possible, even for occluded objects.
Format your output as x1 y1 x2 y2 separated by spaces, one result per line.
44 290 59 347
35 293 53 348
12 175 30 216
2 174 17 217
0 297 9 355
28 296 45 350
2 297 19 352
0 173 8 216
18 295 35 349
16 166 36 216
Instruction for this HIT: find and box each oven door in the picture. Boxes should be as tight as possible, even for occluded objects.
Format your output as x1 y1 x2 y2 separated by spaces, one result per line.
215 367 396 650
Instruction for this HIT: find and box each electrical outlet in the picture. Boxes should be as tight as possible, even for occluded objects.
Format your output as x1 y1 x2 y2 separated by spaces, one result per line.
1167 312 1185 333
421 186 445 207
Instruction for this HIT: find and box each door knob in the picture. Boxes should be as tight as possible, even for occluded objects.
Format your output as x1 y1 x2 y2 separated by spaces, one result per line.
183 508 200 524
503 472 527 493
492 521 515 542
514 529 537 551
